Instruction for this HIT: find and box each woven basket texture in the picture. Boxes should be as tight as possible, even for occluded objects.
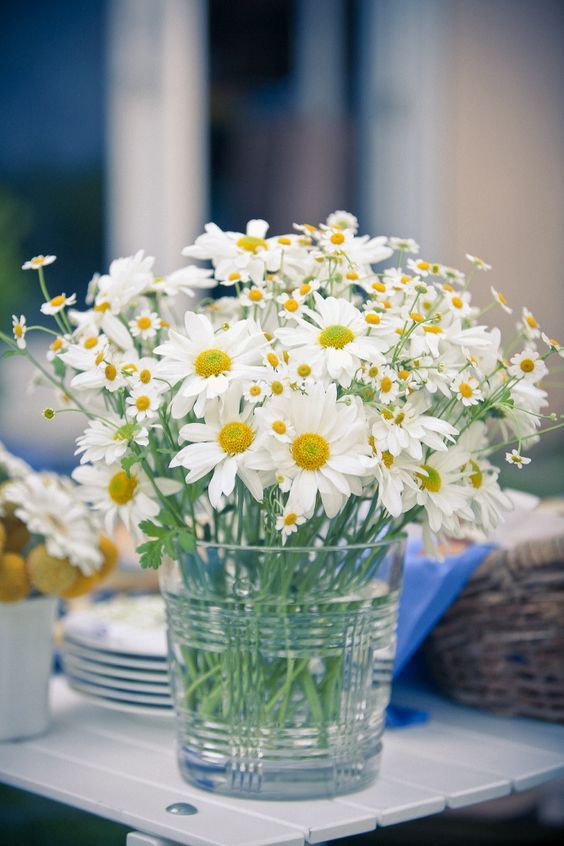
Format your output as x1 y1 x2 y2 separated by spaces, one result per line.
425 534 564 723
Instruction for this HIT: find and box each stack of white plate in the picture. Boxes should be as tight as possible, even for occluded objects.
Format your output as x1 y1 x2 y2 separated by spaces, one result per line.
61 595 173 717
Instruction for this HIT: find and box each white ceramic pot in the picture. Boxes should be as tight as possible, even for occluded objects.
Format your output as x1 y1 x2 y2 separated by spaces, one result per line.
0 595 58 741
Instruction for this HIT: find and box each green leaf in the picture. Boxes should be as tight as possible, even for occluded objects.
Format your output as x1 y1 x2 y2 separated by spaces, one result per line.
52 356 66 379
120 454 138 475
178 530 196 553
137 540 163 570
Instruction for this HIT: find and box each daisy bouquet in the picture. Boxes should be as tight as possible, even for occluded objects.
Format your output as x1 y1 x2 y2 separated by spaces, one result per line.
0 441 117 603
3 214 560 569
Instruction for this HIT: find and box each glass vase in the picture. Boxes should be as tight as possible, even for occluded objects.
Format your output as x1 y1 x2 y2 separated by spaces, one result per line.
160 538 404 799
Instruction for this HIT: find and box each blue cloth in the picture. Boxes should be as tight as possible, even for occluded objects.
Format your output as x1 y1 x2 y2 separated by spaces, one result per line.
386 538 493 728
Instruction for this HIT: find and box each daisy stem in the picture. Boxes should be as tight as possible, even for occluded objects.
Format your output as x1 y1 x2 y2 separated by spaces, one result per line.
479 420 564 456
37 267 70 335
22 347 92 418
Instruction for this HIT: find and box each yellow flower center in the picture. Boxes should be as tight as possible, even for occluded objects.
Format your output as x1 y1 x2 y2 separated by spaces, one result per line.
218 421 254 454
423 325 442 334
520 358 535 373
380 376 393 393
291 432 330 470
417 464 442 493
135 395 151 411
122 363 137 374
443 282 454 292
469 460 483 489
451 296 464 309
237 235 268 252
272 420 286 435
371 281 386 293
271 380 284 395
194 348 232 378
31 256 46 266
284 512 298 526
160 319 170 328
83 336 98 349
108 471 138 505
368 365 379 378
410 312 424 322
417 261 430 271
137 316 152 331
330 231 345 245
394 412 405 425
50 338 63 351
228 272 241 281
248 288 264 302
382 450 394 469
50 295 66 307
14 324 23 337
318 324 354 349
497 291 508 305
105 364 117 381
267 352 279 367
94 301 110 312
365 312 380 325
249 385 262 396
346 271 359 280
299 283 312 295
297 363 311 377
284 298 299 313
459 382 474 398
526 314 538 329
264 331 273 341
399 369 410 380
139 368 152 383
278 236 292 245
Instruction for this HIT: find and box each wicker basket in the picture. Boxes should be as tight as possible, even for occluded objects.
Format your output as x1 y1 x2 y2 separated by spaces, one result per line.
424 534 564 723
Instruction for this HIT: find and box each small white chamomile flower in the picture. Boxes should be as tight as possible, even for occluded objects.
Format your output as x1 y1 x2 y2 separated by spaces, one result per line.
452 374 483 406
22 254 56 270
466 253 492 271
275 507 306 541
490 286 512 314
243 381 271 403
129 310 160 340
541 333 564 358
505 449 531 469
11 314 27 349
326 210 359 233
388 236 420 254
254 406 295 443
126 384 162 422
508 350 547 383
41 293 77 315
277 291 305 319
239 286 272 309
520 307 541 340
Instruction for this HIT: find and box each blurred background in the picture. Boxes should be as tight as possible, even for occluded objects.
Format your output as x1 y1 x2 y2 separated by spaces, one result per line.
0 3 563 843
1 0 563 487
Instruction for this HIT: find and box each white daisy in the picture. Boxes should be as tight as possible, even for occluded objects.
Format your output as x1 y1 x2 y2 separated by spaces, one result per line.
326 210 359 233
240 285 272 309
275 505 307 541
451 373 483 406
243 381 271 403
277 291 305 320
72 462 166 543
126 383 163 422
466 253 492 271
152 265 215 297
508 350 548 383
11 314 27 349
129 310 160 341
388 236 419 254
520 307 541 340
253 405 295 443
170 388 264 508
248 383 370 518
7 473 102 574
403 447 474 534
541 333 564 358
276 294 390 388
47 335 67 361
505 449 531 469
154 311 267 418
491 286 512 314
373 366 400 403
369 403 457 460
366 445 419 518
41 293 77 315
75 417 149 465
22 255 56 270
182 219 281 284
444 291 473 318
94 250 154 314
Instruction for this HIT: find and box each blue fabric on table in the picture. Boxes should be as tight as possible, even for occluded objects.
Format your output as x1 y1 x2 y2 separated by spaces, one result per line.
386 538 494 728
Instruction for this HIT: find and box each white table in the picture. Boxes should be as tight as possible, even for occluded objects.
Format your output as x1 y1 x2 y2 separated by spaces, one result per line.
0 677 563 846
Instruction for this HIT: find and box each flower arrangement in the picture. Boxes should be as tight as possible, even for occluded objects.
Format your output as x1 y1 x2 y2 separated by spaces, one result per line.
0 441 117 603
1 213 562 567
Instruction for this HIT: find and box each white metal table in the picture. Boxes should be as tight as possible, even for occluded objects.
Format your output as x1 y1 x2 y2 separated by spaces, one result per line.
0 677 563 846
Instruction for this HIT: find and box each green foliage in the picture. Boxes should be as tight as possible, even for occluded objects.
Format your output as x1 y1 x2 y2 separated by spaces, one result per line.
137 516 195 570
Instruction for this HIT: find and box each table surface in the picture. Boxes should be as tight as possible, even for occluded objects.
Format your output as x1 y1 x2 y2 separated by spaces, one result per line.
1 677 563 846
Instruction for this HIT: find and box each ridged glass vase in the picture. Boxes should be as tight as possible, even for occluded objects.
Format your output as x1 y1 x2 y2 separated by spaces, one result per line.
160 538 404 799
